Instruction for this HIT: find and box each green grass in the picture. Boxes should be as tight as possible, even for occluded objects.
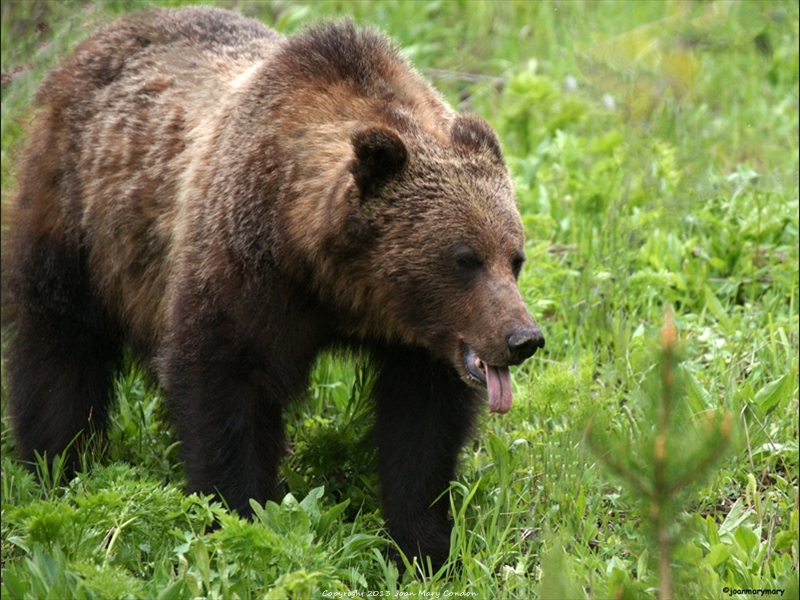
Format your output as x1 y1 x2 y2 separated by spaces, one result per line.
2 1 798 598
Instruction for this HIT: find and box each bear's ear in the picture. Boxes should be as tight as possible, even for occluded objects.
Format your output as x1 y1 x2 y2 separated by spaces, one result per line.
350 127 408 199
450 114 504 164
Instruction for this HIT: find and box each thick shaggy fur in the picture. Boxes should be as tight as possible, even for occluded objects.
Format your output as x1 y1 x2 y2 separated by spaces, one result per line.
4 7 544 570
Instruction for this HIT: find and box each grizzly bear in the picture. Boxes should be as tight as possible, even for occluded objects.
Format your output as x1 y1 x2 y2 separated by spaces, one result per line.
4 6 544 570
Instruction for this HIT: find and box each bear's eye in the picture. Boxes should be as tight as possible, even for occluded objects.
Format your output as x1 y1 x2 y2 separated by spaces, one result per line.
511 252 526 279
456 251 483 271
448 243 483 284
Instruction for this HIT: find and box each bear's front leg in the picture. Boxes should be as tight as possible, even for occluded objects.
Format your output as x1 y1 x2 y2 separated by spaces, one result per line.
159 275 324 517
372 344 483 572
165 364 287 516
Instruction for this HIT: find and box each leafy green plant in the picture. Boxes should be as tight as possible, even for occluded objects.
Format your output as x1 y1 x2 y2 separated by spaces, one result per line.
586 307 733 599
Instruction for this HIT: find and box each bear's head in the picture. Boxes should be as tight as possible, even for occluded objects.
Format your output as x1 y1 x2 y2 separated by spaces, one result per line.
302 112 545 413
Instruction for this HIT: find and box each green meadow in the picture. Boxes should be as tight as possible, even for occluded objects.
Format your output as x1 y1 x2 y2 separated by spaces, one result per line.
1 1 797 598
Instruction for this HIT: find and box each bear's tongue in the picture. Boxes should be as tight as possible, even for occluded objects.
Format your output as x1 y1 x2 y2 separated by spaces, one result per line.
485 364 512 414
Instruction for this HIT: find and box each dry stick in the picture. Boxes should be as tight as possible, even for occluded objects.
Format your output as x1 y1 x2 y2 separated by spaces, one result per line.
425 68 505 86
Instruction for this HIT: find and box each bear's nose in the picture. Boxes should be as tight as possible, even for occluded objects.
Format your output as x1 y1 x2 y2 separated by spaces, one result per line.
507 326 545 364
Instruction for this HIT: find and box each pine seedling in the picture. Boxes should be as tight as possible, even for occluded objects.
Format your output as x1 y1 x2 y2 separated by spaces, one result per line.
586 305 732 600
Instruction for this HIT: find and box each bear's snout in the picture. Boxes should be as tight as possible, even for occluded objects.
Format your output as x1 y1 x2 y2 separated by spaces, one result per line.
506 325 545 364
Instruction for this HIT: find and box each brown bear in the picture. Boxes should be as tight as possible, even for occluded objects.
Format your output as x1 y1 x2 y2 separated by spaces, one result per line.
3 6 544 570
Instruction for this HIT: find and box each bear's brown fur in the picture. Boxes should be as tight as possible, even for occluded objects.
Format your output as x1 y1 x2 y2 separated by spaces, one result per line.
4 6 544 570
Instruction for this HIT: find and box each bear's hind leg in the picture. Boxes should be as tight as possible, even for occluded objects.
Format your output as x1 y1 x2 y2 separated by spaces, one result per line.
6 231 122 474
372 344 483 573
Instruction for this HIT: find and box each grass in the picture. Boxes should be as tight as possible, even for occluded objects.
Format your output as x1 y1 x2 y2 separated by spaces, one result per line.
1 1 798 598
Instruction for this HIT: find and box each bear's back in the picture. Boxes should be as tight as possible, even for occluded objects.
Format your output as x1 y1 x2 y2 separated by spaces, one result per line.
147 5 278 51
38 6 281 111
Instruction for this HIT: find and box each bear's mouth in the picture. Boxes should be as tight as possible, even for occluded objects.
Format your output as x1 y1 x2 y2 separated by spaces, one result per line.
463 347 513 414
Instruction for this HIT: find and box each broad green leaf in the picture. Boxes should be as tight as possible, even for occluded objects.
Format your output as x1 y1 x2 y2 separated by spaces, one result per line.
193 539 210 590
156 580 187 600
707 543 731 567
340 534 385 560
684 368 713 413
318 499 350 537
1 568 28 600
488 433 509 480
704 285 731 328
706 515 721 546
774 530 797 552
636 548 649 580
733 526 759 557
719 499 753 538
754 374 790 414
299 486 325 526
